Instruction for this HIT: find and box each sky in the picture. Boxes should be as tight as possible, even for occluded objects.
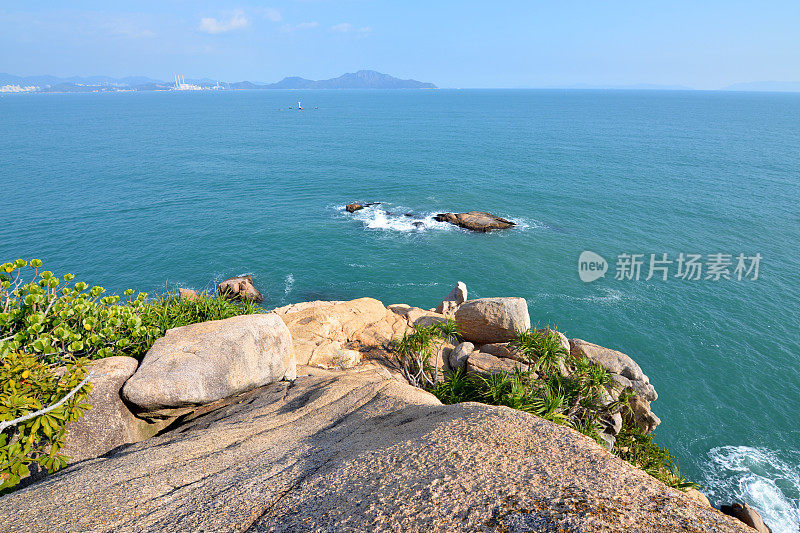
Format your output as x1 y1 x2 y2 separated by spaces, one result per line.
1 1 799 89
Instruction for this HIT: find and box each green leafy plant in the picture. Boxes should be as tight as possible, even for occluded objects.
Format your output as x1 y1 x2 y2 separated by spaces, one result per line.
0 349 92 493
0 259 260 492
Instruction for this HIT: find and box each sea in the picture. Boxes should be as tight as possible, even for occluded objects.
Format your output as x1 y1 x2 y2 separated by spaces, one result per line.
1 88 798 530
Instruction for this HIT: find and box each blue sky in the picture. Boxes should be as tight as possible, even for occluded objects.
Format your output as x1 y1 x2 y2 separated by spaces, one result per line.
1 1 799 88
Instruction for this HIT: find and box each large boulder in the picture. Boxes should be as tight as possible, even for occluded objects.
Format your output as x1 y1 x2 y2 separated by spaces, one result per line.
279 298 409 368
61 357 170 463
218 275 263 303
345 203 363 213
455 297 531 344
122 313 295 418
434 281 468 315
434 211 516 232
1 367 751 533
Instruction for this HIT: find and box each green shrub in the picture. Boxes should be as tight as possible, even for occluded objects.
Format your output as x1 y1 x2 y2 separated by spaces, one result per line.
0 259 260 492
391 319 459 387
614 425 697 490
0 350 91 493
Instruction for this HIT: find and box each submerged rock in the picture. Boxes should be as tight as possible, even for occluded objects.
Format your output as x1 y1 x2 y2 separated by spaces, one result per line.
1 367 750 532
122 313 295 418
720 503 773 533
434 211 516 232
218 274 263 303
455 297 531 344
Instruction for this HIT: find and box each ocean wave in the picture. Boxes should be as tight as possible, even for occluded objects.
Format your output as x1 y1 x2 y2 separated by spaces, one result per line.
534 288 626 304
701 446 800 533
284 274 295 296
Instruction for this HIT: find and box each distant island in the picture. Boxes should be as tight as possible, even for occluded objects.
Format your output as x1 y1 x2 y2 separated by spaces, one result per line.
0 70 437 93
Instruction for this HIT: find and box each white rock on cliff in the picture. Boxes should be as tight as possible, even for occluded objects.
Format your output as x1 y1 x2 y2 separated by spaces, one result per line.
122 313 295 418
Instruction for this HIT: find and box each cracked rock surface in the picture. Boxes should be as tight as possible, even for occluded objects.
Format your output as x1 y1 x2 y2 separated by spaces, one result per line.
0 366 748 533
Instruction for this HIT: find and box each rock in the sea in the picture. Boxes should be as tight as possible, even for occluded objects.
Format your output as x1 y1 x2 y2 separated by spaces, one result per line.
218 274 263 303
720 503 772 533
122 313 295 418
178 288 199 301
434 211 516 232
346 203 363 213
467 350 529 375
448 341 474 371
1 367 750 533
62 357 170 463
455 297 531 344
435 281 468 315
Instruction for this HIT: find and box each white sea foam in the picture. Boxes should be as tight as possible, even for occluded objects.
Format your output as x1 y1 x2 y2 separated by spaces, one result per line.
349 204 453 232
701 446 800 533
284 273 294 296
534 288 626 304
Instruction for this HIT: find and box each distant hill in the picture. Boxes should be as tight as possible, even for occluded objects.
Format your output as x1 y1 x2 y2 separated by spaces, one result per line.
722 81 800 93
262 70 436 89
0 73 165 87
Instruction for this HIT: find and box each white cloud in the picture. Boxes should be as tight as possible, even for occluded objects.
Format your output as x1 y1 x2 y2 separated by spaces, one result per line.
258 8 282 22
281 21 319 32
199 10 249 34
331 22 352 33
330 23 371 37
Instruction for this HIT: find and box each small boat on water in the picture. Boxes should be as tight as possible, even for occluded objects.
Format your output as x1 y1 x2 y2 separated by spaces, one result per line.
298 100 303 110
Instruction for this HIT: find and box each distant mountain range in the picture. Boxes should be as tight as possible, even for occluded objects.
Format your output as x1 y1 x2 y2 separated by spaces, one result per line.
4 71 800 93
0 70 437 92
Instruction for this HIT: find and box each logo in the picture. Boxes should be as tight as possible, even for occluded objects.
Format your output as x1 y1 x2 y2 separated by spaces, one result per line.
578 251 608 282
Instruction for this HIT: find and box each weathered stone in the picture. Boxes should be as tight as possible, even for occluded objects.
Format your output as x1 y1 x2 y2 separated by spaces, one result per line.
685 489 711 507
434 211 516 232
122 313 295 418
346 203 364 213
1 367 750 533
479 342 525 362
62 357 170 463
569 338 657 402
455 297 531 344
624 395 662 434
178 288 199 301
388 304 447 328
435 281 468 315
449 342 474 371
720 503 772 533
279 298 408 368
467 351 529 375
217 275 263 303
271 300 345 316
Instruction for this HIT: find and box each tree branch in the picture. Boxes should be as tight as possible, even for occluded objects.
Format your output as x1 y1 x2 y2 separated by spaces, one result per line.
0 371 94 433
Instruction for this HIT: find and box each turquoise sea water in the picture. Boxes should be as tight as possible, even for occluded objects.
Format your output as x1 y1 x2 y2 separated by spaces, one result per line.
2 89 799 529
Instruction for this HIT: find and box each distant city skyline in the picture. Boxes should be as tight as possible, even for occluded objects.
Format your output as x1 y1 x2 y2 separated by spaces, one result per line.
2 1 799 90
